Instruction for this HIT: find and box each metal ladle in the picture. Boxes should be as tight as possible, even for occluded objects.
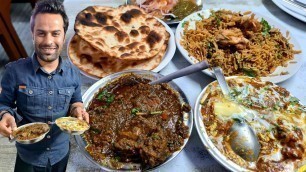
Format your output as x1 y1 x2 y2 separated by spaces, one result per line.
213 67 261 162
150 60 209 85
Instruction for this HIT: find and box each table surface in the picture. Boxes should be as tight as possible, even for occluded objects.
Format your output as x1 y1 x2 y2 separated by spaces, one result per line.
62 0 306 171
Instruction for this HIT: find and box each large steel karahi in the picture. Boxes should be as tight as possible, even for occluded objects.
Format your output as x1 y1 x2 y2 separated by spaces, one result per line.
195 76 306 171
75 70 193 171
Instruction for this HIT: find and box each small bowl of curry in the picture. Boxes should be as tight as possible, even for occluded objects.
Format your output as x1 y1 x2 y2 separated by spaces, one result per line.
55 117 90 135
12 122 50 144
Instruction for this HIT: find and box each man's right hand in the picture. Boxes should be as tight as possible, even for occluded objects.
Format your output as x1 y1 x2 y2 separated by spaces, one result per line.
0 113 17 137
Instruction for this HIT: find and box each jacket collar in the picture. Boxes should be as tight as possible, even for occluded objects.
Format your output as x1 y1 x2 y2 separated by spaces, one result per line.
31 53 64 74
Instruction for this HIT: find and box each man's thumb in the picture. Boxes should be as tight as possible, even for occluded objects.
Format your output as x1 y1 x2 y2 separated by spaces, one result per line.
8 118 17 131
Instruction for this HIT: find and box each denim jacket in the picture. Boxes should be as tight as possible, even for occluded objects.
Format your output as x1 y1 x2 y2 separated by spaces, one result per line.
0 54 82 167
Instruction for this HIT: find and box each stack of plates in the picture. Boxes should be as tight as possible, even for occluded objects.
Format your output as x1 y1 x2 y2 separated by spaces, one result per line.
272 0 306 22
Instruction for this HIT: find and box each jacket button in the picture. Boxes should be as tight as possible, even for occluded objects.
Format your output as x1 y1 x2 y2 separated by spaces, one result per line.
46 148 50 151
46 135 51 139
48 106 52 110
49 91 53 95
48 76 52 79
29 90 33 94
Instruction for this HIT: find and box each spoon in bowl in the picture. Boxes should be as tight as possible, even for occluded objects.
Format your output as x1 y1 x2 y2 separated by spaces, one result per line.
213 67 261 162
229 117 261 162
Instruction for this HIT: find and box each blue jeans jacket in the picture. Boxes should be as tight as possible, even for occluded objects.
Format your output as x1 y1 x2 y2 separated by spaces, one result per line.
0 54 82 167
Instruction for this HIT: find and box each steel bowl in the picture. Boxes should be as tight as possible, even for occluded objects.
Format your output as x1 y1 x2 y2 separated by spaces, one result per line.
55 117 90 135
75 69 193 171
12 122 50 144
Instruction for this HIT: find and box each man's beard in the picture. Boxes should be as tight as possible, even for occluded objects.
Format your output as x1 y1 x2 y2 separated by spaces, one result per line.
35 45 60 62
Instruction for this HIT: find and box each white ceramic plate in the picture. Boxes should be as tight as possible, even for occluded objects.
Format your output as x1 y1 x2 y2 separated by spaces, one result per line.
272 0 306 22
194 77 246 172
194 76 306 171
67 18 176 80
175 9 303 83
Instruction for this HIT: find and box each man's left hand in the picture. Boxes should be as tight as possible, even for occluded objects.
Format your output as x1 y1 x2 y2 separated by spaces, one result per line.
70 103 89 123
73 107 89 123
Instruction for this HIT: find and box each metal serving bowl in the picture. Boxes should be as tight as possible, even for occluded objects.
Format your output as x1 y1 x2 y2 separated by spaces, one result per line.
74 69 193 171
12 122 50 144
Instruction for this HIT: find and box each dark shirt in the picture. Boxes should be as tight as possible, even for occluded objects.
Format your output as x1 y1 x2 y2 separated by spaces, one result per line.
0 54 82 167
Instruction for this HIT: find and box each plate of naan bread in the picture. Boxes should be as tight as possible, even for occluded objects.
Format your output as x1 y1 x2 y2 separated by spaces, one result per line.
68 5 175 80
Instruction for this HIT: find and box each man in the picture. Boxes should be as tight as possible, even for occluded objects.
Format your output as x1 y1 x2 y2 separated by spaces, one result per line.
0 0 89 171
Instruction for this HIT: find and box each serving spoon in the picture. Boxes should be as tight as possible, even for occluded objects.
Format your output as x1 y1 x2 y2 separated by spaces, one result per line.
150 60 209 85
213 67 261 162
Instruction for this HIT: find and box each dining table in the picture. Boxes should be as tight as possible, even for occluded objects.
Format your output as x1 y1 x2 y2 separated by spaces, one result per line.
61 0 306 171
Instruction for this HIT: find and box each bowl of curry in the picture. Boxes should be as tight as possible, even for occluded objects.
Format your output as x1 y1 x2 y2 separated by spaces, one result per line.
12 122 50 144
75 70 193 171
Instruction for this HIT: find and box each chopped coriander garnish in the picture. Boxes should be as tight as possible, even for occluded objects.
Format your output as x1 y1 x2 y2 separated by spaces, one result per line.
131 108 140 116
197 13 203 19
96 90 115 105
182 21 187 28
261 18 271 36
289 97 299 105
242 68 257 77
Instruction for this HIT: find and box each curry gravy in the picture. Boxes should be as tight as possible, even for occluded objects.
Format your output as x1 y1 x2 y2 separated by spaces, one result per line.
83 74 190 169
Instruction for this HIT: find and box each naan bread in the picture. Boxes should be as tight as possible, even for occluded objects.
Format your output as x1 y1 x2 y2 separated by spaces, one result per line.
68 34 167 78
74 5 169 60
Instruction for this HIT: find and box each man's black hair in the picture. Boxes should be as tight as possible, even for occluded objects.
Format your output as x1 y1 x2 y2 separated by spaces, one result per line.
30 0 69 34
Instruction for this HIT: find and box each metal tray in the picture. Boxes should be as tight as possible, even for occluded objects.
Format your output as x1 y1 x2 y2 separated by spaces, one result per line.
126 0 203 25
74 69 193 171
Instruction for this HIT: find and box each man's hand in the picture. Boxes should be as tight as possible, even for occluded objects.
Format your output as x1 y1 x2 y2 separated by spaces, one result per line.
0 113 17 137
74 107 89 123
70 103 89 123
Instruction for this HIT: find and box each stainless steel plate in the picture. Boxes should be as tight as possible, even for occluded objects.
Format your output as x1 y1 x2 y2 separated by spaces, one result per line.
13 122 50 144
75 69 193 171
55 117 90 135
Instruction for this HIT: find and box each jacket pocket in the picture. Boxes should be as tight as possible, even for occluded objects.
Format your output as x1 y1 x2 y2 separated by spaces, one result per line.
57 87 75 111
17 87 45 115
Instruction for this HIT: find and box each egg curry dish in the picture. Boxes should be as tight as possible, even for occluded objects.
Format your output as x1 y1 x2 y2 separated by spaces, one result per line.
55 117 89 132
200 77 306 171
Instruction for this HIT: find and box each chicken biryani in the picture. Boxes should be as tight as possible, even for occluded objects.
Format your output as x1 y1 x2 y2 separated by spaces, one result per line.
181 9 301 77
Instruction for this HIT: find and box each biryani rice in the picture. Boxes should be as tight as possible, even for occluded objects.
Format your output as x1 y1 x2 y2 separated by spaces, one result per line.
181 9 301 77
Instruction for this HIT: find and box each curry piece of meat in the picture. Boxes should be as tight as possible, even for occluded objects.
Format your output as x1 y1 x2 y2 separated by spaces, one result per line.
114 116 171 167
114 115 187 168
216 28 249 50
16 124 49 140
